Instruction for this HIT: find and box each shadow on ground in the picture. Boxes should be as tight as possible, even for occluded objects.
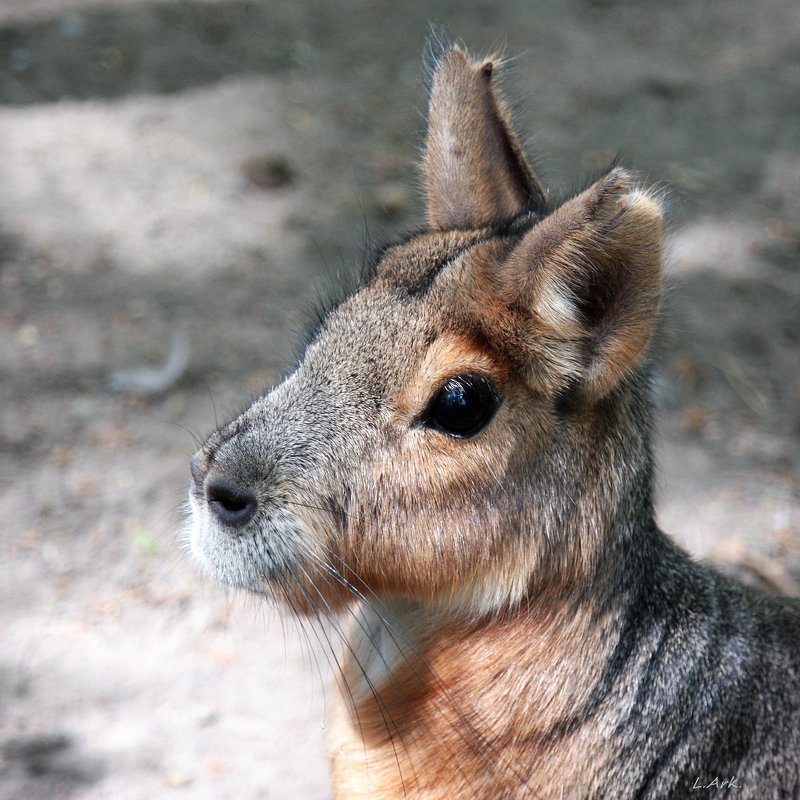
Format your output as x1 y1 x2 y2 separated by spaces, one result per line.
0 1 798 798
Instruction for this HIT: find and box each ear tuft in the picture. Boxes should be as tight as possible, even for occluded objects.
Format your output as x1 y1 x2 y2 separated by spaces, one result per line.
422 28 453 89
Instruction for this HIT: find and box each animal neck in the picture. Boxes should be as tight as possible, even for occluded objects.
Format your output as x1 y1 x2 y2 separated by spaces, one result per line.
330 522 674 798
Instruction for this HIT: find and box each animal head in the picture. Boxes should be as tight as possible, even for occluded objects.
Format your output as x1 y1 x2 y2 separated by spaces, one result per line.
189 45 664 618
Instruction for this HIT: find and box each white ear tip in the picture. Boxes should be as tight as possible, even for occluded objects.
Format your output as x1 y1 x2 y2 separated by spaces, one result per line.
618 189 664 219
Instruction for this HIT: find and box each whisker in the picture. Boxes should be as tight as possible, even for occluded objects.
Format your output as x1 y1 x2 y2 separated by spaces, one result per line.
277 565 378 792
285 499 535 790
270 580 327 713
167 420 205 449
205 382 220 430
313 556 520 785
290 560 414 798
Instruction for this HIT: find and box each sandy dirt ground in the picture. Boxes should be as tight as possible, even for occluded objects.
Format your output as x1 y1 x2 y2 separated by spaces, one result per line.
1 1 798 798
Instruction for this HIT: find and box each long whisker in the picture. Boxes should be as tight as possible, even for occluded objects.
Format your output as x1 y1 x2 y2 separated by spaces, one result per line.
270 578 328 715
307 549 527 788
291 559 415 798
274 566 383 789
286 508 534 791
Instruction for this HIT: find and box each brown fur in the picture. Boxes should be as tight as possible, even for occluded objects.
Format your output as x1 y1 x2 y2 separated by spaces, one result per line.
190 42 800 799
328 595 622 799
423 48 546 230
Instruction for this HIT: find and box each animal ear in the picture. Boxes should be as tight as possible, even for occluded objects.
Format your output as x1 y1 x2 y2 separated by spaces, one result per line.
499 168 664 401
423 45 546 231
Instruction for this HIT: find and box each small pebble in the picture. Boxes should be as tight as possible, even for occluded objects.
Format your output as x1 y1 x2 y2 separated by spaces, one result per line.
240 156 294 190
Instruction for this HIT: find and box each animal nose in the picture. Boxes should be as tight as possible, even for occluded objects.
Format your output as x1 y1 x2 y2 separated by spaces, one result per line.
206 480 258 527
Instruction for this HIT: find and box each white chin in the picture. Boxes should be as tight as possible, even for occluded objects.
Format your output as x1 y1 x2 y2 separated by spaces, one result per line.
186 492 291 594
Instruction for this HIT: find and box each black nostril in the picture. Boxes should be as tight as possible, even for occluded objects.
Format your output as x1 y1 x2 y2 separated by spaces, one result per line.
206 480 258 527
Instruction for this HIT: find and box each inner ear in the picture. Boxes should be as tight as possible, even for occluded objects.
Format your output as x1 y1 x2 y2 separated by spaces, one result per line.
423 45 546 231
575 260 628 341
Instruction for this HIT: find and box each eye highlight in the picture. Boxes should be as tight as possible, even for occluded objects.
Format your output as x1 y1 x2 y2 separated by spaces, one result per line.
424 374 500 438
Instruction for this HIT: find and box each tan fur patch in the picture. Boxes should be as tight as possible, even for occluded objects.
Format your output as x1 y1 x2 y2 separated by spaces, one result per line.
329 597 622 799
392 333 505 421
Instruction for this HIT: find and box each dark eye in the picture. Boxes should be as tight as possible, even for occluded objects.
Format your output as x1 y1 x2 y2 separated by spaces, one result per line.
425 375 500 438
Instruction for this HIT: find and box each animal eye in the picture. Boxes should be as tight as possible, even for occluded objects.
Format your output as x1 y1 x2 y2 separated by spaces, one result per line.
426 375 499 438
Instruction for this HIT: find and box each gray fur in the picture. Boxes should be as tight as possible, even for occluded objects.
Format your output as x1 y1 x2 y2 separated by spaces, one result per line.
189 42 800 799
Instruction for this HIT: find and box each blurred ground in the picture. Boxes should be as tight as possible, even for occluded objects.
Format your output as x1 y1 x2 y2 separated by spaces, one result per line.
0 1 798 798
